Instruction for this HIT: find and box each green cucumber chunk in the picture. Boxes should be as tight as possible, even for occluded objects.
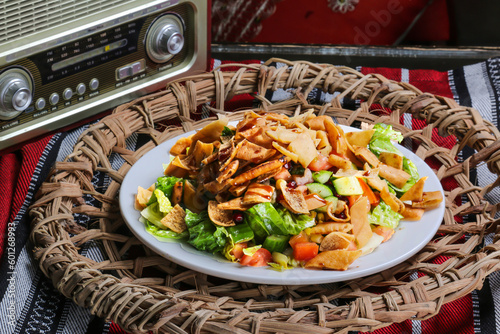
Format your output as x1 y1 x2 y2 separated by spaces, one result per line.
226 223 255 244
306 183 334 198
316 196 339 213
332 176 364 196
263 235 290 253
312 170 333 184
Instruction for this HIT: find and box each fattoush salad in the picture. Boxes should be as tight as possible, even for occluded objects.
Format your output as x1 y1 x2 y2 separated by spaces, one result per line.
134 110 443 271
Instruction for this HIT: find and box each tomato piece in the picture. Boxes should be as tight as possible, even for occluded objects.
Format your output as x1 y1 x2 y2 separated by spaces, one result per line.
357 177 380 207
372 225 395 242
289 231 309 248
308 154 333 172
240 248 272 267
293 242 319 261
231 242 248 259
347 195 362 208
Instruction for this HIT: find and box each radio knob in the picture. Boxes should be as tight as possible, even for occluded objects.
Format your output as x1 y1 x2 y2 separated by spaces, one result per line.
0 68 33 120
145 14 185 63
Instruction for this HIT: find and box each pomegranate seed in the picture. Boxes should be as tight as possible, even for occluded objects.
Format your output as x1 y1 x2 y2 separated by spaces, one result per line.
283 162 291 170
287 180 297 189
233 212 244 223
336 211 347 220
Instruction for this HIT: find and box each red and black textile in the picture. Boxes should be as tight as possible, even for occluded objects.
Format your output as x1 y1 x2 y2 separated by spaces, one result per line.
0 58 499 334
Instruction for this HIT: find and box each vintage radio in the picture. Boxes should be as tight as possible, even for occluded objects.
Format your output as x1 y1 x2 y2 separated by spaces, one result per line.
0 0 210 151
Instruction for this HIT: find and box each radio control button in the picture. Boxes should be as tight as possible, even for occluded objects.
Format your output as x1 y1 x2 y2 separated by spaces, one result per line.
118 66 132 80
63 88 73 100
89 78 99 91
131 61 143 74
35 98 46 110
76 83 86 95
49 93 59 105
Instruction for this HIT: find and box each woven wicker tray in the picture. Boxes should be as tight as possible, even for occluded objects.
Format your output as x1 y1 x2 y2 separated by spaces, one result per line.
29 59 500 334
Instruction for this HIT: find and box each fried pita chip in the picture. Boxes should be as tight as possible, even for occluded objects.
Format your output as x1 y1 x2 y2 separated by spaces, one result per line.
191 141 214 167
217 197 253 211
325 200 351 222
328 154 352 170
135 186 153 210
272 141 299 162
164 161 188 178
320 232 355 251
276 179 309 214
308 222 353 234
231 157 286 186
288 133 318 168
345 129 375 147
400 176 428 202
305 249 362 270
380 187 404 213
160 204 187 233
352 145 380 168
217 160 239 184
189 117 228 151
401 203 425 220
378 163 411 189
235 139 276 164
324 118 348 157
411 191 443 210
378 152 403 170
208 200 235 226
243 183 275 205
170 136 192 156
350 196 373 248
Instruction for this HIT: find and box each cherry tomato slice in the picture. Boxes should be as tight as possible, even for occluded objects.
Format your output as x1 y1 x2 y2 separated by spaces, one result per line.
240 248 272 267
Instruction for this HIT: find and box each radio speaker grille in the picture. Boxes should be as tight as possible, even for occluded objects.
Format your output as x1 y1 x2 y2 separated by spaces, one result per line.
0 0 136 43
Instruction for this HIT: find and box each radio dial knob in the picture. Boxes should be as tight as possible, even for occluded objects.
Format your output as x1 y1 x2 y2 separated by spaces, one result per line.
146 14 185 63
0 69 33 120
158 26 184 55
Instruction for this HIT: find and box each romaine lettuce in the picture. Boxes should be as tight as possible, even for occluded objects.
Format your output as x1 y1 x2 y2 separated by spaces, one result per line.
154 189 172 214
369 124 404 157
278 208 316 235
144 218 188 241
369 200 403 229
140 203 164 228
185 209 228 253
147 176 182 205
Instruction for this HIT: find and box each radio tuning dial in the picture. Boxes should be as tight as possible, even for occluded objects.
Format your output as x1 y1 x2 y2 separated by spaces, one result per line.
0 68 34 120
145 14 185 63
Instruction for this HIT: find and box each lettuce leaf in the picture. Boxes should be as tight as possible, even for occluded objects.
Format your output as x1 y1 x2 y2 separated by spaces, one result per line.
185 209 228 253
154 189 173 214
369 124 419 195
369 200 403 229
143 218 188 241
278 208 316 235
369 123 404 157
140 203 165 228
147 176 182 205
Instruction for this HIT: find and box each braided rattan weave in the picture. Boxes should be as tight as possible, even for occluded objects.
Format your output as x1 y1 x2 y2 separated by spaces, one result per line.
29 59 500 334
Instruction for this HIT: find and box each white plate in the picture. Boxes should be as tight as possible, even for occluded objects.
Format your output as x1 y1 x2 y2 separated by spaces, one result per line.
119 124 445 285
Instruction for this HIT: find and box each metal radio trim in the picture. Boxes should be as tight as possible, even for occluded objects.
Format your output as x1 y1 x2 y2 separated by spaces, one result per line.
0 0 209 151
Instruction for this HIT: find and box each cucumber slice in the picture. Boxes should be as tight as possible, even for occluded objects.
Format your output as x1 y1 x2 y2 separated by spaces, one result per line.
306 183 334 198
316 196 339 212
333 176 364 196
263 235 290 253
312 170 333 184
